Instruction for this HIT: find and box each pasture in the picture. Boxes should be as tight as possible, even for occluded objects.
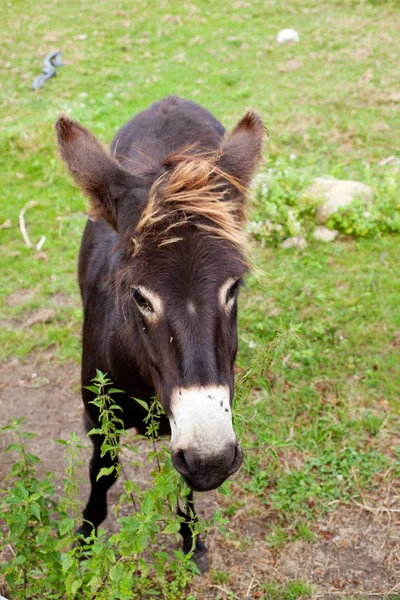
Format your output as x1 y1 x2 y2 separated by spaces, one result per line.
1 0 399 598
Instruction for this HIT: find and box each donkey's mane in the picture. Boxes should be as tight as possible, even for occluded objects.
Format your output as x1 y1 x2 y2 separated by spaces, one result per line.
132 148 247 253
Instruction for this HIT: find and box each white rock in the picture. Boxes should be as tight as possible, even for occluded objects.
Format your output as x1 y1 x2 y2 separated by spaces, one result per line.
281 236 307 250
277 29 300 44
312 226 338 242
303 177 373 224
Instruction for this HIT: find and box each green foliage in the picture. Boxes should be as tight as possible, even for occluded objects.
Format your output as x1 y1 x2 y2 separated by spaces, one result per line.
268 446 389 517
265 524 289 549
262 579 313 600
248 163 315 244
0 377 228 599
327 174 400 237
0 420 65 598
249 163 400 244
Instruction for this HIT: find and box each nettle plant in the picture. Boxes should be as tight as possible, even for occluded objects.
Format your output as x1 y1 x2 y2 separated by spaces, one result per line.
0 374 228 600
248 160 400 244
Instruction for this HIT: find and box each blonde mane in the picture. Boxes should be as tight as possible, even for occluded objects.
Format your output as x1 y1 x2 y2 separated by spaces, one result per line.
132 149 247 253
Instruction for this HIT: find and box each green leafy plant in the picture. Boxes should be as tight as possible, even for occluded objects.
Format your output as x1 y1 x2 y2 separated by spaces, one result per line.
326 174 400 236
249 162 400 244
248 163 315 245
0 374 229 599
0 420 65 599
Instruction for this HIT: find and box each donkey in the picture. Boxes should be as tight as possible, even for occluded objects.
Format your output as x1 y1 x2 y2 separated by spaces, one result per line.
56 96 264 571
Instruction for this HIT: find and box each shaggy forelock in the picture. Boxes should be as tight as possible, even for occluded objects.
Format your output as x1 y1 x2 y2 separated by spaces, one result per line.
131 148 247 254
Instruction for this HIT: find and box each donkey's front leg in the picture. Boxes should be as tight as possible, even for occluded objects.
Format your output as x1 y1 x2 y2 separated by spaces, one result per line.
178 491 208 573
77 432 120 539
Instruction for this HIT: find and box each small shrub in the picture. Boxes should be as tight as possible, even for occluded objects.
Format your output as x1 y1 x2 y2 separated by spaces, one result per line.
248 162 315 245
0 374 227 599
0 421 65 599
327 174 400 237
249 160 400 244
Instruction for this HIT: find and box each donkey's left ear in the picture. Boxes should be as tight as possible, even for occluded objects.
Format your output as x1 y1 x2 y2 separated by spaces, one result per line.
218 110 266 190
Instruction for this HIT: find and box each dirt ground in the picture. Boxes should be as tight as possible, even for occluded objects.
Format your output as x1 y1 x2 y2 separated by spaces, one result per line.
0 356 399 599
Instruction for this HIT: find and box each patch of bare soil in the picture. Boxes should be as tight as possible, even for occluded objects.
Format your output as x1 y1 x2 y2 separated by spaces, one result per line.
0 357 398 599
5 289 36 308
279 508 399 598
0 356 82 473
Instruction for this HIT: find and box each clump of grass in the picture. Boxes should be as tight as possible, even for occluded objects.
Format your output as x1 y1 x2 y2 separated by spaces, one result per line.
262 579 313 600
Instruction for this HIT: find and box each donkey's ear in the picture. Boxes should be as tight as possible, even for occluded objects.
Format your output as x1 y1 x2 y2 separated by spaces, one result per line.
219 110 266 189
56 115 141 230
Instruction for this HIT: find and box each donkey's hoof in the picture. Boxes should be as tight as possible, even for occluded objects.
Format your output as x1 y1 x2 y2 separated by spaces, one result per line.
192 547 208 574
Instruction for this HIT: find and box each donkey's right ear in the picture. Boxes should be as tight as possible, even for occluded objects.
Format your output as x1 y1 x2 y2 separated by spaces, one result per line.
56 115 141 230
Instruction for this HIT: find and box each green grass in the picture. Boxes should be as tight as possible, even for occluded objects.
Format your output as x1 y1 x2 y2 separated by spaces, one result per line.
262 580 313 600
1 0 399 596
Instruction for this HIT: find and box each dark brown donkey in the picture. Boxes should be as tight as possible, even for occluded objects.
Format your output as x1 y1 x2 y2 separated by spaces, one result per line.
56 96 264 571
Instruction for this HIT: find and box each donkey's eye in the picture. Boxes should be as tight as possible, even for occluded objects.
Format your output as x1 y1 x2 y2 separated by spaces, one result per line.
133 289 154 312
226 279 241 303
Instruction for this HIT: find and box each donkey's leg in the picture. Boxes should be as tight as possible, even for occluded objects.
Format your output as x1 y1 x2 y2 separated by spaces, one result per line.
77 433 119 538
178 491 208 573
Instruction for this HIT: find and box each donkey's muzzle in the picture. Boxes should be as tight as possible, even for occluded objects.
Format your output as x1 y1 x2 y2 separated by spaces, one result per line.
172 441 243 492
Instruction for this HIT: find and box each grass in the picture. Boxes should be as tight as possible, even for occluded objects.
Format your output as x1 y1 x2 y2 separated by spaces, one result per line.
262 580 313 600
1 0 399 597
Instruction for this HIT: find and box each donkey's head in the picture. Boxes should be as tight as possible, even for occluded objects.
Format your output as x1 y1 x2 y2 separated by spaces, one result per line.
56 110 265 491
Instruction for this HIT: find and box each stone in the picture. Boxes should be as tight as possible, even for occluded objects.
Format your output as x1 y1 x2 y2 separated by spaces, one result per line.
303 177 373 224
312 226 339 242
277 29 300 44
280 236 307 250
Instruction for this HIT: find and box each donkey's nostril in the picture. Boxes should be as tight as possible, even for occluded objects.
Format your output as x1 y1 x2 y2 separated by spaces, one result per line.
228 442 243 476
177 450 188 470
172 449 191 477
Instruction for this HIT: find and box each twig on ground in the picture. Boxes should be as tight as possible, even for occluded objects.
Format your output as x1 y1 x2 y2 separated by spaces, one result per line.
352 499 400 514
19 202 35 248
36 235 46 250
387 580 400 594
244 576 254 599
208 585 240 599
19 201 46 250
315 588 399 597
